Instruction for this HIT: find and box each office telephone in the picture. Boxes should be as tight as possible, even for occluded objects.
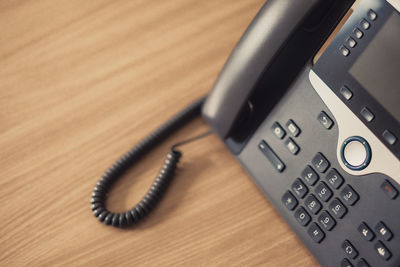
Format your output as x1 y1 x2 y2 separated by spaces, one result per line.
203 0 400 266
91 0 399 266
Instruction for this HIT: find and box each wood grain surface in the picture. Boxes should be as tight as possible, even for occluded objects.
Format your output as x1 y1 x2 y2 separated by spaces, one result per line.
0 1 319 266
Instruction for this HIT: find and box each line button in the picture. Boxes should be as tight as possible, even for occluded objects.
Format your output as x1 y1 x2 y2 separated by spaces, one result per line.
340 86 353 100
360 107 374 122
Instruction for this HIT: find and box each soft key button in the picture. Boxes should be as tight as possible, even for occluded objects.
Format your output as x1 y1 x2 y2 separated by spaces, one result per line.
340 136 371 171
367 9 377 21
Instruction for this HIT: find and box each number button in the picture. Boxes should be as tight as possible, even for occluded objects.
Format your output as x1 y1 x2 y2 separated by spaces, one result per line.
282 191 298 211
315 182 333 202
312 153 330 173
340 185 359 206
294 207 311 226
305 195 322 215
329 198 347 219
301 165 319 186
318 211 336 231
307 223 325 243
291 179 308 199
326 169 344 189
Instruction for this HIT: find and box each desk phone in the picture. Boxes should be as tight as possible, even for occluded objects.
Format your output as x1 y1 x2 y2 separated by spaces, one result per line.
92 0 399 266
203 0 400 266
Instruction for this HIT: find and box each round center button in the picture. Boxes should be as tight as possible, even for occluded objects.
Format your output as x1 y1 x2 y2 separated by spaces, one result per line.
340 136 371 171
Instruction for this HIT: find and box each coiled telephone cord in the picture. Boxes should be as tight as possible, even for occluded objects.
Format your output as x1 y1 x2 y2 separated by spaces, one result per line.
90 96 210 228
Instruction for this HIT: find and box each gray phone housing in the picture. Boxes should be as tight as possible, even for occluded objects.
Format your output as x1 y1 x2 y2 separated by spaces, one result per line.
202 0 400 266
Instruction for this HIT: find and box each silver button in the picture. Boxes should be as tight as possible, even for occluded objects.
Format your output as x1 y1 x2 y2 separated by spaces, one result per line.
346 37 357 48
368 9 377 21
360 19 370 30
383 130 397 145
340 86 353 100
340 46 350 57
360 107 374 122
353 28 364 39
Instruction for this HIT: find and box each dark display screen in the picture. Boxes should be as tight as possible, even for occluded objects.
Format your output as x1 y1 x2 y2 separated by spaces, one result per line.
349 13 400 122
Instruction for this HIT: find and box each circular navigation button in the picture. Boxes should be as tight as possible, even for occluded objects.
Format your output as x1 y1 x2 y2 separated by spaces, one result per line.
340 136 371 171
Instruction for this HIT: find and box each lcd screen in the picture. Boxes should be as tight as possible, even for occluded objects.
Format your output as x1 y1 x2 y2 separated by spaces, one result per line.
349 13 400 122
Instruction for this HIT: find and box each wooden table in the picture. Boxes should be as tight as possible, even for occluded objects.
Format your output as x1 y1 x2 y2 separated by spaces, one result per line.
0 1 319 266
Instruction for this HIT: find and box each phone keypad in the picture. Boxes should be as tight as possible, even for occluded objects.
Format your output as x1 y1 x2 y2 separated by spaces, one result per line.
282 152 356 243
279 146 397 264
268 113 397 265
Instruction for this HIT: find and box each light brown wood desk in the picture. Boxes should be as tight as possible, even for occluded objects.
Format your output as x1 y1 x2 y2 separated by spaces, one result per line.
1 1 319 266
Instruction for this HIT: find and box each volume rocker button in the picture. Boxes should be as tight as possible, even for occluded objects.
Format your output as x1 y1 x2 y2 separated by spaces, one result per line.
259 140 285 172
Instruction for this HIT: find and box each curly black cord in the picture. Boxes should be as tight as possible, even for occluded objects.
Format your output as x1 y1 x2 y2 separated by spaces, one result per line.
91 96 209 228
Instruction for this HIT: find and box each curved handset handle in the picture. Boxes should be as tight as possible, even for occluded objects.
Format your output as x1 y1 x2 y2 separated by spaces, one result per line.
203 0 354 142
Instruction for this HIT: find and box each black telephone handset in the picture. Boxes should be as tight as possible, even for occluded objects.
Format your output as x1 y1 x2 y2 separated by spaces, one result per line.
203 0 354 153
203 0 400 266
